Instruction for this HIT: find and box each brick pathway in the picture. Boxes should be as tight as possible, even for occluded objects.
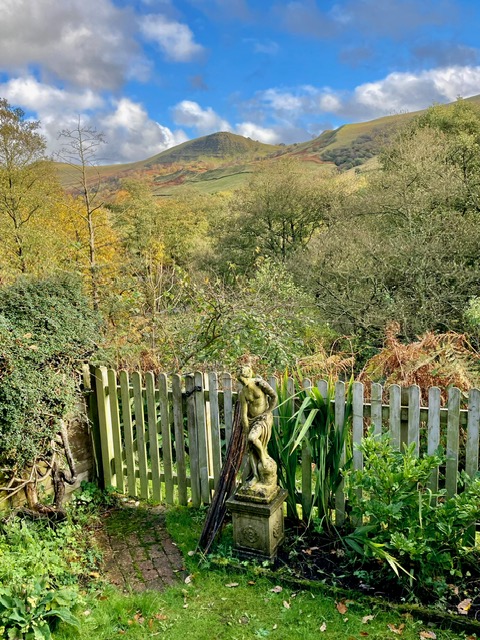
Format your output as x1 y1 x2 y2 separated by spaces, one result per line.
98 504 186 592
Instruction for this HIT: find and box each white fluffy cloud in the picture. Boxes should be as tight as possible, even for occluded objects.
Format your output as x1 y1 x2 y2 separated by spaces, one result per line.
0 77 187 164
249 65 480 128
100 98 188 163
0 0 147 90
235 122 280 144
139 14 205 62
352 66 480 116
171 100 285 144
172 100 231 134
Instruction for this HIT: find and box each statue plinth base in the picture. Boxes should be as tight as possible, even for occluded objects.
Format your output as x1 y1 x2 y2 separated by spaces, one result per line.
227 488 287 561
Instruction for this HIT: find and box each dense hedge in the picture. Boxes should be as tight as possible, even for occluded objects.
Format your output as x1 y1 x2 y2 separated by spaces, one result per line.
0 275 100 470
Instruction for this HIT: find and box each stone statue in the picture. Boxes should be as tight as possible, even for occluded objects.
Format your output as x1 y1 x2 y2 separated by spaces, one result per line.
236 365 279 502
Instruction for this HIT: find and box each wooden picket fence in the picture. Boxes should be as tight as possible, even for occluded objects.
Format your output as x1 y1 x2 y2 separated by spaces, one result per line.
82 366 480 519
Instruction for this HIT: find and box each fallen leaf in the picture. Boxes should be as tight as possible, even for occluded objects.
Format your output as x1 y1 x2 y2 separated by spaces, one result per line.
457 598 472 615
23 333 32 339
388 623 405 635
272 624 277 630
184 574 193 584
360 633 369 637
154 614 167 621
320 621 327 632
187 550 195 556
239 615 249 625
225 583 239 588
248 581 256 585
271 585 283 593
283 600 290 609
419 632 436 639
336 601 348 615
362 615 374 624
89 571 100 579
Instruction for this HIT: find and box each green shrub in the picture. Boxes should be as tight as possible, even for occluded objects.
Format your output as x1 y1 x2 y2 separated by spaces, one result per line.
345 433 480 599
0 580 79 640
0 274 100 470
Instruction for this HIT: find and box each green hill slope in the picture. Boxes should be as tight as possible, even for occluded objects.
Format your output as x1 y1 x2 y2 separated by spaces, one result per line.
56 95 480 194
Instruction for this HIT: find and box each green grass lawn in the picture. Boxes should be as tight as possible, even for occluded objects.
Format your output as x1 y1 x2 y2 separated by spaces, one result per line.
52 505 476 640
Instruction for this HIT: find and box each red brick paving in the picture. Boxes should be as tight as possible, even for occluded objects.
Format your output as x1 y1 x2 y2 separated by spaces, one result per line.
99 504 186 592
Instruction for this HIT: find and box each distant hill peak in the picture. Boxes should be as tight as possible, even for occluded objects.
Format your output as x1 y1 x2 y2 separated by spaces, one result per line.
143 131 280 166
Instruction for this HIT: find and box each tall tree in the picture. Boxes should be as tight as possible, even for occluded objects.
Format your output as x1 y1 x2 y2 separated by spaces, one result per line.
57 118 108 310
213 158 334 273
0 98 59 279
301 102 480 353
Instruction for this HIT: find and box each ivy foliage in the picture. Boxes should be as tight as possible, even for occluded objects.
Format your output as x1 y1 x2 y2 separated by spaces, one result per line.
0 275 100 471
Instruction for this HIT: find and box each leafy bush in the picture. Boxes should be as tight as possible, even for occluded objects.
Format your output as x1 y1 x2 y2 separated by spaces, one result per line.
0 580 79 640
0 274 100 471
0 490 105 639
345 433 480 599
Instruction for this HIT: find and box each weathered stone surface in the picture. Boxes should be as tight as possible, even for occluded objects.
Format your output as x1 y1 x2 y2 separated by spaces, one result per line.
227 488 287 560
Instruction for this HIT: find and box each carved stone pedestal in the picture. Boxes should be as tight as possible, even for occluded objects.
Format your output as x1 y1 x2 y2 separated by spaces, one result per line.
227 489 287 561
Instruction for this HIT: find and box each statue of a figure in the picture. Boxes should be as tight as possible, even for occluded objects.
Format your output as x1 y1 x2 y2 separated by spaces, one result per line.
236 365 279 502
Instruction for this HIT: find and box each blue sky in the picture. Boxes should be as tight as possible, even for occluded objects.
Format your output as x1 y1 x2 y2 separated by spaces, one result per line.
1 0 480 163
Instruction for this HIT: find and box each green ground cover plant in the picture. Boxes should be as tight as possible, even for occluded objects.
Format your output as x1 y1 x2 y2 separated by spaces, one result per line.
345 433 480 602
0 484 105 639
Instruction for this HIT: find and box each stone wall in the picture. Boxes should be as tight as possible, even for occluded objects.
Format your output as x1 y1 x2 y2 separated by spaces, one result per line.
0 399 96 512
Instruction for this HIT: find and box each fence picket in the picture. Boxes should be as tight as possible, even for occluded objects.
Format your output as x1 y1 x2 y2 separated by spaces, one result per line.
408 385 421 455
427 387 441 493
119 370 137 498
107 369 124 493
146 372 161 503
208 372 222 489
389 384 401 450
132 371 149 500
159 373 174 504
83 364 102 482
371 383 383 435
352 381 364 525
194 372 211 504
94 367 115 488
186 374 201 507
466 388 480 479
465 387 480 543
223 372 234 446
446 387 461 498
172 374 187 505
85 369 480 523
334 380 346 527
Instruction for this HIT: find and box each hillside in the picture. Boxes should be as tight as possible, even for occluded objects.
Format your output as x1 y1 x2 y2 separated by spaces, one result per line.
56 95 480 195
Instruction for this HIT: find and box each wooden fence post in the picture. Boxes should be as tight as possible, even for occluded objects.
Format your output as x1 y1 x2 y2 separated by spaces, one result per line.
132 371 149 500
186 374 201 507
107 369 125 494
119 370 137 498
82 363 103 484
94 366 115 488
172 374 188 505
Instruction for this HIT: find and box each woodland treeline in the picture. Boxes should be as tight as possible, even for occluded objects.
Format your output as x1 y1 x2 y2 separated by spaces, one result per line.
1 97 480 388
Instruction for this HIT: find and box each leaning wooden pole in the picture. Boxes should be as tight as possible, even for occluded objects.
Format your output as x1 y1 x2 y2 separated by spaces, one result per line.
198 402 245 554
